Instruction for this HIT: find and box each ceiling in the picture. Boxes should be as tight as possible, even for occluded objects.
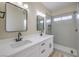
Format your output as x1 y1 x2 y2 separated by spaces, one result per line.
42 2 76 11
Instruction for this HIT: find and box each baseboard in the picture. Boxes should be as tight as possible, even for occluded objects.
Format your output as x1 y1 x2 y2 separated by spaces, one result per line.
54 43 77 56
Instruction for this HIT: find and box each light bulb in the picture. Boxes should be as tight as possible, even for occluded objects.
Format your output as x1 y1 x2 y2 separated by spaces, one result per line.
24 4 28 9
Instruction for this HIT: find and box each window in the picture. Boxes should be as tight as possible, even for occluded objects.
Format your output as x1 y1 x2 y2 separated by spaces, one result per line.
54 17 61 21
76 14 79 19
54 15 72 22
62 15 72 20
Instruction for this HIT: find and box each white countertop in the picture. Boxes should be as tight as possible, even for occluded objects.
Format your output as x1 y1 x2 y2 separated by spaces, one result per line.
0 33 54 57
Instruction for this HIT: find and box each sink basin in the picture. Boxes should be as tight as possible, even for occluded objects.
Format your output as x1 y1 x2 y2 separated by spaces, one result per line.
11 40 32 48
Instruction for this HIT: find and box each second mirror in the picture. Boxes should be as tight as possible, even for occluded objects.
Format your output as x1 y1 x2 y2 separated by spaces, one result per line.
37 15 44 32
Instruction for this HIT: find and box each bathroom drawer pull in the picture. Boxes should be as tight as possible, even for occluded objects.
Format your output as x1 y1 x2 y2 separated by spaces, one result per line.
41 43 45 46
49 43 52 48
41 49 45 53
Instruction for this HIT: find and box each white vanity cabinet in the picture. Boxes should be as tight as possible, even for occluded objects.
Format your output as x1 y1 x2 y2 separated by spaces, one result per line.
10 36 53 57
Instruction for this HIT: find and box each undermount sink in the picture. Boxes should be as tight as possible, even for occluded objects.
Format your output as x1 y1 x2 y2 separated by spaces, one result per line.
11 40 32 48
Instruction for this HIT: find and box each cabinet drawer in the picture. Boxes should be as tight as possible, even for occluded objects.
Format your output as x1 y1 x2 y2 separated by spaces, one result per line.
39 49 48 57
39 40 47 51
41 43 46 46
39 40 47 47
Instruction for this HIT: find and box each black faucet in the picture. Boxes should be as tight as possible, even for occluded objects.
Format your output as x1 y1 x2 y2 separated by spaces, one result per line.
40 31 43 36
15 32 23 42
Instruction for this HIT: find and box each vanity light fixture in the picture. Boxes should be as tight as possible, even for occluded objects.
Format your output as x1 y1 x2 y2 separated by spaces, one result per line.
36 10 46 17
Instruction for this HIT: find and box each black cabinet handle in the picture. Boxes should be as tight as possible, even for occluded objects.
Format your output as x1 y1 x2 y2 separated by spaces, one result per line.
41 49 45 53
49 43 52 48
41 43 45 46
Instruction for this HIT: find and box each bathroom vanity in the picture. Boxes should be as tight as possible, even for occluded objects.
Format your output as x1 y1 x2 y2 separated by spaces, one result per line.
0 34 54 57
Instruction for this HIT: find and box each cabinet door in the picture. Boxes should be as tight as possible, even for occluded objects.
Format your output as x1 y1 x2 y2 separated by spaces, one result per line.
47 37 54 56
38 37 53 57
28 45 39 57
39 40 48 57
10 44 39 57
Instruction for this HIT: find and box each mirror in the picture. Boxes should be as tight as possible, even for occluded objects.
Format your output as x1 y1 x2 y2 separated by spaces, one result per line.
37 15 44 32
46 16 52 35
5 2 27 32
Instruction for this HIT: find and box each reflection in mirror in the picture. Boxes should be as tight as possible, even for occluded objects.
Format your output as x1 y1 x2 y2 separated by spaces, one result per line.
46 16 52 35
5 2 27 32
37 16 44 32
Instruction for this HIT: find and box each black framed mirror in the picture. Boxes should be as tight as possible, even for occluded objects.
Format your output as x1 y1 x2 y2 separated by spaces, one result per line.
5 2 28 32
37 15 44 32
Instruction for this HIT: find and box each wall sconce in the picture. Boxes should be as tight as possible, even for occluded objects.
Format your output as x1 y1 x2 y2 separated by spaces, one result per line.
0 11 5 18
